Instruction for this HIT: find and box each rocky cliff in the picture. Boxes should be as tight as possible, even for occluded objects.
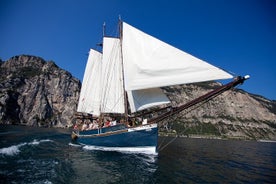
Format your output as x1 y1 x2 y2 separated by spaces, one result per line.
0 55 80 127
0 55 275 139
161 83 276 140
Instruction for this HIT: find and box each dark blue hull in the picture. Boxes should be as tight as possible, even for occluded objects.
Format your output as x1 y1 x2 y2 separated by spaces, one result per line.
72 124 158 153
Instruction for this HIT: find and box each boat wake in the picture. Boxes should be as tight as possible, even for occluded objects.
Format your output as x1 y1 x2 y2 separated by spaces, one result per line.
68 142 82 147
83 145 157 155
0 139 52 156
68 142 157 155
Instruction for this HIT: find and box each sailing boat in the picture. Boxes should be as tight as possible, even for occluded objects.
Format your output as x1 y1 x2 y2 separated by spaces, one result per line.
71 21 249 153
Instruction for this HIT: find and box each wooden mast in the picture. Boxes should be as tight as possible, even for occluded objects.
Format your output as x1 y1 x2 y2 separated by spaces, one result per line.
118 17 129 122
98 22 106 126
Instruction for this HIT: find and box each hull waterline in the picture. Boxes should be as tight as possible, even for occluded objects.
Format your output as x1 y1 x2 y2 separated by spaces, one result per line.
72 123 158 154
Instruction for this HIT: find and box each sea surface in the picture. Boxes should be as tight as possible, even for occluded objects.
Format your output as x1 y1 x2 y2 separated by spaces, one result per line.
0 125 275 184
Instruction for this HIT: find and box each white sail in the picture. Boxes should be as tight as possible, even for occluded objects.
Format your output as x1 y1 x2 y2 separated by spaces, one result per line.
127 88 170 113
77 49 102 116
100 37 125 114
122 22 233 91
78 21 234 116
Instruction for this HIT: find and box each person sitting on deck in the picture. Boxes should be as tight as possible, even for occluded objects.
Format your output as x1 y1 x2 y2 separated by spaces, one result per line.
81 123 88 131
74 119 82 130
92 120 99 129
110 118 117 126
104 118 111 127
87 122 94 130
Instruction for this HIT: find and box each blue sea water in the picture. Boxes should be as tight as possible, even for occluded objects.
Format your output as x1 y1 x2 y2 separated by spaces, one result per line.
0 125 275 184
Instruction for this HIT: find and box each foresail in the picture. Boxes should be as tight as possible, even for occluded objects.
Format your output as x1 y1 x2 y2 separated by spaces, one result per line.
77 49 102 116
127 88 170 113
100 37 125 114
122 22 233 91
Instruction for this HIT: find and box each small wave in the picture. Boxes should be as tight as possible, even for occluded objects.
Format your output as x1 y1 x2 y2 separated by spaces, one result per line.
0 139 53 156
83 145 158 155
68 142 82 147
0 143 27 156
0 131 19 135
28 139 52 145
258 140 276 143
43 180 53 184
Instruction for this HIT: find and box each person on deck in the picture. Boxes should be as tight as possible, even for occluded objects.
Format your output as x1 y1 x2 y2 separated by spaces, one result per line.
88 122 94 130
81 123 88 131
92 120 99 129
104 119 111 127
110 118 117 126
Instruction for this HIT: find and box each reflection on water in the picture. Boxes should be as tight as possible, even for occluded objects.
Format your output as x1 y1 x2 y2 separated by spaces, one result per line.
156 137 276 183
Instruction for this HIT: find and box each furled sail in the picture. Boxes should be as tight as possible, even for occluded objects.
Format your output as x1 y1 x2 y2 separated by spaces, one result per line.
127 88 170 113
100 37 125 114
122 22 233 91
77 49 102 115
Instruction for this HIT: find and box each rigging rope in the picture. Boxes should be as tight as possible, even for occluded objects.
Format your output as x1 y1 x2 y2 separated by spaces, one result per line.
158 136 178 152
157 81 244 151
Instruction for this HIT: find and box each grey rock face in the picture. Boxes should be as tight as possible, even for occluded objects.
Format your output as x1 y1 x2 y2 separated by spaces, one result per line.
0 55 80 127
162 83 276 140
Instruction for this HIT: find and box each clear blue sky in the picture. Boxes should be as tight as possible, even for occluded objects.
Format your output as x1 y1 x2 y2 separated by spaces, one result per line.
1 0 275 100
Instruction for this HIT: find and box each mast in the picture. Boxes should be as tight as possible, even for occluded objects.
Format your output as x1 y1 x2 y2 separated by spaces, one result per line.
103 22 106 37
119 18 129 121
98 22 105 124
96 22 105 48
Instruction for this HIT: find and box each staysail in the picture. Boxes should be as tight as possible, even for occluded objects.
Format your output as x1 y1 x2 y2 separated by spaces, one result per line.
100 37 125 114
122 22 233 91
77 49 102 115
127 88 170 113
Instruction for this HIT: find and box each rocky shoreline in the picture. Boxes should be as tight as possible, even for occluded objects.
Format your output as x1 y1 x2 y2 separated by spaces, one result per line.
159 132 276 141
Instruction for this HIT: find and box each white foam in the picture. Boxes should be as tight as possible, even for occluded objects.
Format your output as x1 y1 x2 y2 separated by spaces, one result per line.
68 142 82 147
29 139 52 145
43 180 53 184
83 145 158 155
258 140 276 143
0 139 52 156
0 143 26 156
